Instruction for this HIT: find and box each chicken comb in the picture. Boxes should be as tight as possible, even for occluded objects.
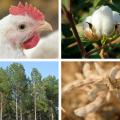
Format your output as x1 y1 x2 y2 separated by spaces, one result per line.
9 2 45 21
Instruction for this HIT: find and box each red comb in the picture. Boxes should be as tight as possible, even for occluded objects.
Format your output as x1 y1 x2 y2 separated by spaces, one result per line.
9 2 45 21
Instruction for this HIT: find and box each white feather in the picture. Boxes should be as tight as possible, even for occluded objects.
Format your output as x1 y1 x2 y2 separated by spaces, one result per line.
24 31 59 58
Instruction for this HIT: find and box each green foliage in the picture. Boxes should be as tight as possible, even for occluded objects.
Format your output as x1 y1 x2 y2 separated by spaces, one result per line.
31 68 42 83
44 75 58 104
62 0 120 58
31 68 48 113
7 63 26 92
43 75 58 120
0 68 9 93
0 63 58 120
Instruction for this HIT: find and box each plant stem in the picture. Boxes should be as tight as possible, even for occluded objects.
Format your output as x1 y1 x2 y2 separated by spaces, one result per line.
62 5 87 58
86 37 120 56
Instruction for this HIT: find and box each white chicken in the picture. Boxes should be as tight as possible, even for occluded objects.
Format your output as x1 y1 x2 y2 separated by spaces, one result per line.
0 2 58 59
24 30 59 58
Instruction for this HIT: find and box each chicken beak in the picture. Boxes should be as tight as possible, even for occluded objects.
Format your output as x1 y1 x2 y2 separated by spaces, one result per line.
37 21 53 32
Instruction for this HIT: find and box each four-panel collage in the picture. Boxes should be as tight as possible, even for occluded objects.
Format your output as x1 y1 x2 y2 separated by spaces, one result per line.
0 0 120 120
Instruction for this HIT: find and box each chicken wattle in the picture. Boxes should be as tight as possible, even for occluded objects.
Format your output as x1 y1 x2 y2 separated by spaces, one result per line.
22 33 40 49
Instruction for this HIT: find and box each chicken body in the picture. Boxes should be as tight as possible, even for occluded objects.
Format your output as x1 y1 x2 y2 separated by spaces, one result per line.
24 30 58 58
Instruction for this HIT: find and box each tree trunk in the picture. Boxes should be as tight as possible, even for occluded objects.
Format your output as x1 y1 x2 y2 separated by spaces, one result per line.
16 96 18 120
0 93 3 120
20 99 23 120
51 108 54 120
33 81 37 120
20 108 22 120
28 114 32 120
34 93 37 120
39 112 41 120
53 106 58 120
51 112 54 120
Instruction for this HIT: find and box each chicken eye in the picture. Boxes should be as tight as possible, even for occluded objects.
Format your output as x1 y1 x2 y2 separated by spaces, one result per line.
18 24 26 30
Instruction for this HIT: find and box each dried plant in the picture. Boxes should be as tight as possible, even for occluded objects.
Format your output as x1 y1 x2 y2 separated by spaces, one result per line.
62 62 120 119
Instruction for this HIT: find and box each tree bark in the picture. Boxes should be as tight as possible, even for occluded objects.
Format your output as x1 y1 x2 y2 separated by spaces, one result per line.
49 107 54 120
51 111 54 120
40 113 42 120
34 93 37 120
16 95 18 120
33 80 37 120
20 107 22 120
0 93 3 120
20 99 23 120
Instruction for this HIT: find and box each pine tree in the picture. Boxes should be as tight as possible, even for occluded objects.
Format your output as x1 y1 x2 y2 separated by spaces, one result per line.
0 68 9 120
31 68 50 120
7 63 27 120
43 75 58 120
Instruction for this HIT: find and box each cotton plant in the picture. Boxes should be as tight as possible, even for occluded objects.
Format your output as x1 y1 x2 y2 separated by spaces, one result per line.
83 6 120 45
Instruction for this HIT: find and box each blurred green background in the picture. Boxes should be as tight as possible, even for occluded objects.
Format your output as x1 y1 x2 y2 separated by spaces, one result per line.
0 0 58 31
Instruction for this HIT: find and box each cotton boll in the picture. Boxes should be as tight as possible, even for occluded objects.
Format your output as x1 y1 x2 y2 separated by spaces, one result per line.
83 16 93 39
83 16 92 24
113 11 120 34
83 16 92 35
100 6 114 36
83 16 92 33
83 6 118 41
113 11 120 24
91 6 114 38
83 16 99 41
91 8 103 38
